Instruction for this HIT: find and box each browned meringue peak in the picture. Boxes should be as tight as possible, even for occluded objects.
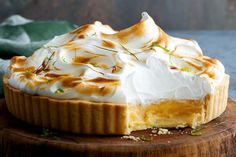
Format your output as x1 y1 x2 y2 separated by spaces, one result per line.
7 12 225 104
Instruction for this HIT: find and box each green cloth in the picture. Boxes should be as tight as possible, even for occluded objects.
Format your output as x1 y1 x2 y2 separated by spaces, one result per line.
0 15 76 57
0 15 76 96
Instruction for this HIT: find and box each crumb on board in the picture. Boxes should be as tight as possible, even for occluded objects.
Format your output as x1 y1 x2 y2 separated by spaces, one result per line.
121 135 153 142
121 135 140 141
121 128 173 141
151 128 172 135
157 128 171 135
176 124 187 129
151 129 158 134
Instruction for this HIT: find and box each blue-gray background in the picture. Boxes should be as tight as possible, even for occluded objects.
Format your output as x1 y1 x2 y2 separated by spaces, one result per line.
1 0 236 30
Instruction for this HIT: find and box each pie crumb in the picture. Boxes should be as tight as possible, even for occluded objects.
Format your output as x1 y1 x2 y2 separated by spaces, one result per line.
151 129 158 134
121 135 140 141
158 128 171 135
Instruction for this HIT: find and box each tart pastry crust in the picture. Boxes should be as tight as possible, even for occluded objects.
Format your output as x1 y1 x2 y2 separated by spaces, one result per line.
3 74 229 135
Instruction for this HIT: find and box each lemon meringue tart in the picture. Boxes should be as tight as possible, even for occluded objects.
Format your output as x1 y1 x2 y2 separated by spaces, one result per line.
3 12 229 135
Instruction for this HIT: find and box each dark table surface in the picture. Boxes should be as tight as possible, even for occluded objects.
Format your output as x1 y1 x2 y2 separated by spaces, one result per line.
169 31 236 99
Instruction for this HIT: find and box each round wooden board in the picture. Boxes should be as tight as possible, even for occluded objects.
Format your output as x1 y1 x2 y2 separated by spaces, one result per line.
1 98 236 157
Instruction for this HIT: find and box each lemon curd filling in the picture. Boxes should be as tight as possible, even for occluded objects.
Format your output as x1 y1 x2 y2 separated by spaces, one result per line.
127 74 229 133
128 100 204 131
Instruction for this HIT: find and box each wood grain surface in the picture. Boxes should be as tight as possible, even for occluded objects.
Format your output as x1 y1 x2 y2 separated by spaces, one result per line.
0 98 236 157
0 0 236 30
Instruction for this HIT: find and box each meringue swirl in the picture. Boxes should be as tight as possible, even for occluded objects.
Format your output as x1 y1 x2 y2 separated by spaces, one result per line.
7 12 225 105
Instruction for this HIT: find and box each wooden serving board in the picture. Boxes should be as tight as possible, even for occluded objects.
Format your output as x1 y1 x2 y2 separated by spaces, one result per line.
1 98 236 157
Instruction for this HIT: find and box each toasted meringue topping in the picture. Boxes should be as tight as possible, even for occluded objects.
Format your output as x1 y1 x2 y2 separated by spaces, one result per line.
7 12 225 104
